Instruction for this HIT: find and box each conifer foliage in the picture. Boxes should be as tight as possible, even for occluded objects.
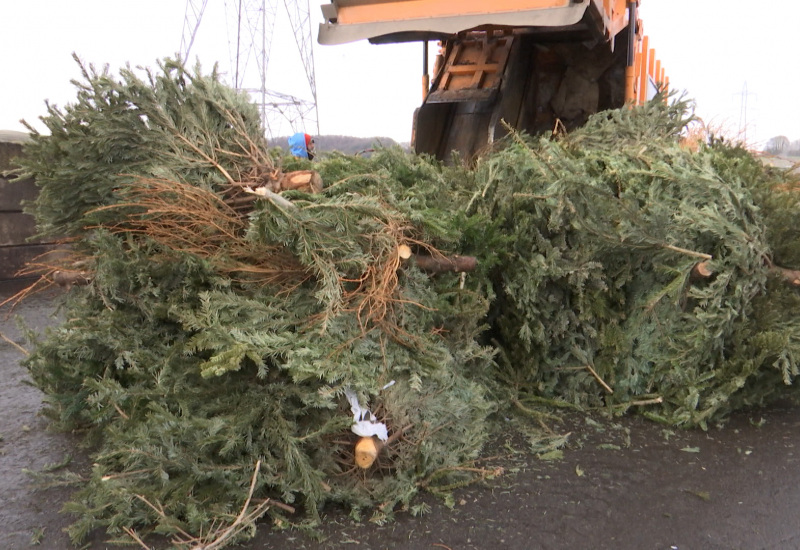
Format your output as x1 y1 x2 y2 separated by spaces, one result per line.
19 58 494 546
464 99 800 426
15 57 800 548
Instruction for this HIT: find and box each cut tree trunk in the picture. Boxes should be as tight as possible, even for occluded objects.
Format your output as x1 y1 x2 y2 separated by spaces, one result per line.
355 437 383 469
412 254 477 273
278 170 323 193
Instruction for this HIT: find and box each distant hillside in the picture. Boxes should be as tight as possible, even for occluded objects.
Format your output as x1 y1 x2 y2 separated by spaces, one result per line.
269 134 408 155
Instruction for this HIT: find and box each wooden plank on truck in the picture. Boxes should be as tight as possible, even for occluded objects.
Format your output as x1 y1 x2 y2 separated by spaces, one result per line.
427 33 514 104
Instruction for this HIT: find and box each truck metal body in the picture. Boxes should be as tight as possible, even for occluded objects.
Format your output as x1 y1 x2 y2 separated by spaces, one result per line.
319 0 666 160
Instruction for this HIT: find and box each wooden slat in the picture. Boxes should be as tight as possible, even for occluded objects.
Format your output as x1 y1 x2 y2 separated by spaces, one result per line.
0 244 65 280
427 34 514 103
0 212 39 246
0 176 37 210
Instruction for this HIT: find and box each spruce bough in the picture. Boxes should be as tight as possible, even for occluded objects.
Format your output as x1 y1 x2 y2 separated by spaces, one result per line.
15 58 800 546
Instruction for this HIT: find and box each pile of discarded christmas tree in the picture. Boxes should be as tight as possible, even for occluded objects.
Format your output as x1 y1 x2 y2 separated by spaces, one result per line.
13 56 800 548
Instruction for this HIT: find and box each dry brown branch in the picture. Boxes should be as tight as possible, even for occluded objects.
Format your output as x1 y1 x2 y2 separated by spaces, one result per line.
0 331 28 355
691 259 800 288
93 176 309 287
1 248 93 315
301 208 423 341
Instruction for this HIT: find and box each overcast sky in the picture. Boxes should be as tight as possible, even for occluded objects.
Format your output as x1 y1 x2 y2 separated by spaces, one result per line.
2 1 798 149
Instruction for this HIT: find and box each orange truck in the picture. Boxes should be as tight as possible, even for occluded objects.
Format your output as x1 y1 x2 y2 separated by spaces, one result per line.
318 0 666 160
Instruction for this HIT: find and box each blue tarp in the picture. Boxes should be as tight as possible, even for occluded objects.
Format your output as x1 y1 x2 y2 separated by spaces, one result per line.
288 132 309 159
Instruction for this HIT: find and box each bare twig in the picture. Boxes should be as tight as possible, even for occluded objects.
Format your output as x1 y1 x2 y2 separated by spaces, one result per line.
0 331 28 356
660 243 712 260
585 364 614 394
626 396 663 407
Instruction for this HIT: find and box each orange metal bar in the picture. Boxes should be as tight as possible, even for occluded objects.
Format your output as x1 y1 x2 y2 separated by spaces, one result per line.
422 40 430 101
624 0 637 104
637 35 649 104
625 64 637 104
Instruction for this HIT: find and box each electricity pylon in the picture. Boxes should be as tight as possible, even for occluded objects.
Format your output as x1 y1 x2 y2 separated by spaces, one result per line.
180 0 319 139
